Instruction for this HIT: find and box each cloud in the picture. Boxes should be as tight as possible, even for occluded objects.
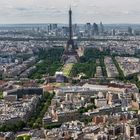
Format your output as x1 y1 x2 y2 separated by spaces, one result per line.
15 7 30 11
0 0 139 23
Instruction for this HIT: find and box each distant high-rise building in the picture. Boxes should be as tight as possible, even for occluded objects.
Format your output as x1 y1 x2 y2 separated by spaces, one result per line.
48 24 52 31
86 23 91 31
128 26 133 35
52 24 57 30
48 24 58 32
85 23 92 37
62 27 69 36
93 23 99 35
111 29 116 36
73 24 78 35
99 22 104 34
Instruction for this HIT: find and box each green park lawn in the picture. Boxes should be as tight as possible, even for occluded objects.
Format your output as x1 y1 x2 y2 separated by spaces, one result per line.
62 63 74 77
16 134 31 140
0 92 3 100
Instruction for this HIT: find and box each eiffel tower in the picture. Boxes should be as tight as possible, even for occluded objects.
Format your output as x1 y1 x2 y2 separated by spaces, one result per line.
62 7 79 64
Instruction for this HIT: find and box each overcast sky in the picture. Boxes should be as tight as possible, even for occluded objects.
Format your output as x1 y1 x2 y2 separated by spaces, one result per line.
0 0 140 24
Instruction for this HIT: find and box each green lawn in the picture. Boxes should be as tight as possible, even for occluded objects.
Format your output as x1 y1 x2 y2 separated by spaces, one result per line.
70 61 96 79
0 92 3 99
16 134 31 140
62 63 74 77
